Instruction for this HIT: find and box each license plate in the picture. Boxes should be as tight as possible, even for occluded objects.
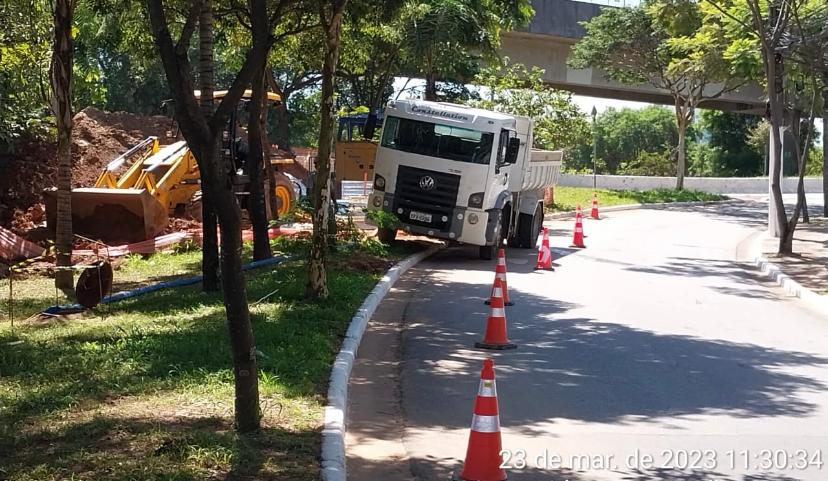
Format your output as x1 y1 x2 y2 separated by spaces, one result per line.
409 210 432 223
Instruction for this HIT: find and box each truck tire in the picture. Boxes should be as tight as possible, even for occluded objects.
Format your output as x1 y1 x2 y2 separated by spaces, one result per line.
480 207 506 260
272 172 296 219
377 227 397 244
517 203 543 248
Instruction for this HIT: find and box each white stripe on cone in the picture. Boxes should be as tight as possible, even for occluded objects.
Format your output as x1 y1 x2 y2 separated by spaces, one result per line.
490 307 505 318
478 379 497 397
471 414 501 433
493 287 503 297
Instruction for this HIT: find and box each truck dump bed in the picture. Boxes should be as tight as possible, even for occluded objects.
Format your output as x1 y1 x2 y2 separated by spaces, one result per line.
521 149 563 191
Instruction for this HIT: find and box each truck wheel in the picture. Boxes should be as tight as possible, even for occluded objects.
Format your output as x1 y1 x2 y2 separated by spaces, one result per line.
517 203 544 248
272 173 296 219
480 208 506 260
377 227 397 244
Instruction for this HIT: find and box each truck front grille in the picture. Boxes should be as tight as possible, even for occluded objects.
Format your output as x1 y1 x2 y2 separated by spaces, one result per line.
395 166 460 231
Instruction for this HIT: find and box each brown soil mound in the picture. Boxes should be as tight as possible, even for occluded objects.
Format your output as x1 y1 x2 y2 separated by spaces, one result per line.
0 108 177 231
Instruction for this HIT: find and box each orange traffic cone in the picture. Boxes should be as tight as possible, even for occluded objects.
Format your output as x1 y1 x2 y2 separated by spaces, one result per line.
484 248 514 306
591 193 600 220
535 227 553 270
476 278 517 350
458 359 507 481
571 206 586 248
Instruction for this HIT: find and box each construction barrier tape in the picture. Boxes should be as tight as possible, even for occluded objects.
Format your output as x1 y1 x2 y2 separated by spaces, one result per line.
10 244 56 273
470 414 501 433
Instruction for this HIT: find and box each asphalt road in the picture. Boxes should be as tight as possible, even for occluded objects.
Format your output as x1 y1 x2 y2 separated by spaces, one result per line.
347 200 828 481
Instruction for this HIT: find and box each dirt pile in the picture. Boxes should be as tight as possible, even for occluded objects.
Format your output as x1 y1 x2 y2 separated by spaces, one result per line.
0 108 177 230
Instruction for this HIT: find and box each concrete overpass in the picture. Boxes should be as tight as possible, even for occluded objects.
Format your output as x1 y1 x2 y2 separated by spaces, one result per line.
500 0 766 113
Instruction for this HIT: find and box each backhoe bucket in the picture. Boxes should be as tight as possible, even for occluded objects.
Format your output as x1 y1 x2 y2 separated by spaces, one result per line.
45 187 168 244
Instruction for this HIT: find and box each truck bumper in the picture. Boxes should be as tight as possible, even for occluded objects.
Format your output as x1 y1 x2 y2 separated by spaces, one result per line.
367 192 491 245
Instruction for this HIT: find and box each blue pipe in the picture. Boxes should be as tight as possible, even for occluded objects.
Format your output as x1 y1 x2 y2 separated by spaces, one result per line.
43 254 292 314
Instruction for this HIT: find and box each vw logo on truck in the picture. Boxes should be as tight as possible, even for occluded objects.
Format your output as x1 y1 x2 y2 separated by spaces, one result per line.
419 175 436 191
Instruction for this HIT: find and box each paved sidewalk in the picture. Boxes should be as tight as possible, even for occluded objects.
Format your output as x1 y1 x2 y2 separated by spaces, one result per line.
762 217 828 295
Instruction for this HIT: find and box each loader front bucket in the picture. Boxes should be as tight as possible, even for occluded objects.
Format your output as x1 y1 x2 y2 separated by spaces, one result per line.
45 187 168 244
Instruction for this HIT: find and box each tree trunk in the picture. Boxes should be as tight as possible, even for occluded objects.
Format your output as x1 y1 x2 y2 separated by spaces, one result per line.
307 1 347 299
146 0 270 435
248 66 272 260
675 114 687 190
51 0 75 291
424 71 437 101
823 78 828 217
274 102 290 150
199 0 220 291
201 135 261 432
767 53 788 247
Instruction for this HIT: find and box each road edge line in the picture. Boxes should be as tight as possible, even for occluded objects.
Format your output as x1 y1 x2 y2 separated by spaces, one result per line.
753 254 828 317
321 243 442 481
543 199 737 221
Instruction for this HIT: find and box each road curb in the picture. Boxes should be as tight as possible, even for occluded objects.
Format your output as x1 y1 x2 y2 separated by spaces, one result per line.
753 255 828 317
543 199 736 221
321 244 442 481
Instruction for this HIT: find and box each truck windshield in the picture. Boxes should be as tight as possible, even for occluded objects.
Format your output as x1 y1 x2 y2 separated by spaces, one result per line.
380 116 494 165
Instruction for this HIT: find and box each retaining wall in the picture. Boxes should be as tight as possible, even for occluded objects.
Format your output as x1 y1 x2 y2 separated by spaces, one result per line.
559 174 824 194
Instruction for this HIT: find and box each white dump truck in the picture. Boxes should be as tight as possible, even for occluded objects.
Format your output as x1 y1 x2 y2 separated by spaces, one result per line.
367 99 562 259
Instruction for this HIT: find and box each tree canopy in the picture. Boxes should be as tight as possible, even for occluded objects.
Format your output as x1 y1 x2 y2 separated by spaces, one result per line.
569 0 742 188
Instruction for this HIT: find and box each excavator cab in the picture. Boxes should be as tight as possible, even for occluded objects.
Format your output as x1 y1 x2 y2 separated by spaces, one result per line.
45 89 284 244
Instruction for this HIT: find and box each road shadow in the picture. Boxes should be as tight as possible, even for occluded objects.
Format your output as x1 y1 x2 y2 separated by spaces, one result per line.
650 199 824 231
624 256 784 302
356 266 828 480
428 244 581 277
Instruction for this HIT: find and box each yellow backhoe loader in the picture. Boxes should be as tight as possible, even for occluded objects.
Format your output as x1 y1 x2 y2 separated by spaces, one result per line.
45 90 299 244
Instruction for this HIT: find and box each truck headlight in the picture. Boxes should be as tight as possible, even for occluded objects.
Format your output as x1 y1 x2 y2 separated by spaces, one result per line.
372 196 382 208
468 192 484 208
373 174 386 191
468 213 479 224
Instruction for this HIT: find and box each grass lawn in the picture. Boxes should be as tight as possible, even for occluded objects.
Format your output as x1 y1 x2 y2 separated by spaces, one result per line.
548 186 727 212
0 237 422 481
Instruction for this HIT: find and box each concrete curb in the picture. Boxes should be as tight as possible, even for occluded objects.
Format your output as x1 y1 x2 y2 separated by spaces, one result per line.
321 244 442 481
543 199 737 221
754 255 828 317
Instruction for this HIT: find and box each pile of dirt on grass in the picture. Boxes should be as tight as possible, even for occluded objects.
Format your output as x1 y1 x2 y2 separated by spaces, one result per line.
0 108 178 230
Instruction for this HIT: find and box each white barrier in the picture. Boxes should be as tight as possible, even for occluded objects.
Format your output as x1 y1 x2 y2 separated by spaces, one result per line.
340 180 372 198
559 174 825 194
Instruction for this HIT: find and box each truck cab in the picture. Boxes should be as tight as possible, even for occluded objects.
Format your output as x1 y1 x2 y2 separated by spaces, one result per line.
367 100 561 259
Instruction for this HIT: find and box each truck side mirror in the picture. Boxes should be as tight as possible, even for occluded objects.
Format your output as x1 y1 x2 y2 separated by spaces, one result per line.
505 137 520 164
